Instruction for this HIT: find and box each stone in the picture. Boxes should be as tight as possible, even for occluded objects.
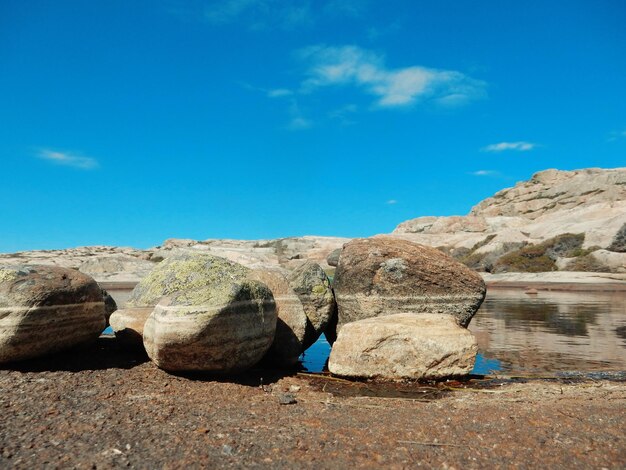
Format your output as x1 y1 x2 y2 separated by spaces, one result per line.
278 393 297 405
332 237 486 337
139 254 277 372
248 269 308 367
326 248 342 267
392 168 626 270
79 254 155 283
102 289 117 326
328 313 478 380
0 265 106 363
286 261 336 349
109 307 152 347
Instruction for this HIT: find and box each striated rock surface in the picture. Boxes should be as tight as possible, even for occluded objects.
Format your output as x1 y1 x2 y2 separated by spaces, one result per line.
470 168 626 219
328 313 478 380
332 237 486 337
0 265 106 363
140 254 277 372
393 168 626 273
248 269 307 366
109 307 152 347
286 261 335 349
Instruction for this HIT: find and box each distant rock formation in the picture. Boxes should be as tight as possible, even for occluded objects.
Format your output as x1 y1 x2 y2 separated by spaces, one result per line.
393 168 626 273
1 168 623 279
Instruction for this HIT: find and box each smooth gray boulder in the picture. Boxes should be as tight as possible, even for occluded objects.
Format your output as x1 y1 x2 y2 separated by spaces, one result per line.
0 265 106 363
328 313 477 380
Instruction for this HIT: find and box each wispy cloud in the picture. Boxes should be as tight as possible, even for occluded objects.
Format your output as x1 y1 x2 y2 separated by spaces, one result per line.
37 149 99 170
470 170 498 176
297 45 486 108
286 101 312 130
267 88 293 98
482 141 537 152
386 199 398 205
328 103 358 125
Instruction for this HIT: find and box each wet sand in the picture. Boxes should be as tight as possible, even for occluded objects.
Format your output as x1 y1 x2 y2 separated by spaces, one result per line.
1 337 624 469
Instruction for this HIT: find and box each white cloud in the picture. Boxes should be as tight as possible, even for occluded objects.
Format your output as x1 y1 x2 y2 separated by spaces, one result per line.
297 45 486 108
37 149 99 170
482 141 537 152
470 170 498 176
386 199 398 205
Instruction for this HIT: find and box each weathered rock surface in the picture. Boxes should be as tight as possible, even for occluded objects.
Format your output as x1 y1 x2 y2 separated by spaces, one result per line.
79 254 155 283
0 246 154 283
248 269 307 366
394 168 626 272
328 313 478 380
151 236 349 272
286 261 335 349
0 265 106 363
102 289 117 326
143 281 276 373
140 254 277 372
109 307 152 347
332 237 486 337
326 248 342 267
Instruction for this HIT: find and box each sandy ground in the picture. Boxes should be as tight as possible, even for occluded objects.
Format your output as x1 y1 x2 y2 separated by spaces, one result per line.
0 337 624 469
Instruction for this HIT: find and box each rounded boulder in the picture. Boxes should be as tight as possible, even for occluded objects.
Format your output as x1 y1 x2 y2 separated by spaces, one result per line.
0 265 106 363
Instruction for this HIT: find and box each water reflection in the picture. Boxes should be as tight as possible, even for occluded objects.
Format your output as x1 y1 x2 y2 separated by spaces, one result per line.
469 289 626 374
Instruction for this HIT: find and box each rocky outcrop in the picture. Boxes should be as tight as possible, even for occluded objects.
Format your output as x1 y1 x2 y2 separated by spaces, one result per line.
328 313 477 380
140 255 277 372
394 168 626 273
470 168 625 219
0 265 106 363
0 246 155 283
332 237 486 338
151 236 349 272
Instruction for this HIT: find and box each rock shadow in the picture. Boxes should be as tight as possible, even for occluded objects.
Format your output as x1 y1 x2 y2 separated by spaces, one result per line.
0 335 150 372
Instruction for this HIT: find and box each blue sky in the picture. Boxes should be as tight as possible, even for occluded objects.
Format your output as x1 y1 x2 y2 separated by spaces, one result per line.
1 0 625 252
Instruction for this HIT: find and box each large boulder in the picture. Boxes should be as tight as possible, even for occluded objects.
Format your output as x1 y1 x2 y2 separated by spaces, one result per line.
286 261 335 349
332 237 486 337
328 313 477 380
124 253 277 372
110 253 251 347
0 265 106 363
143 279 276 373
